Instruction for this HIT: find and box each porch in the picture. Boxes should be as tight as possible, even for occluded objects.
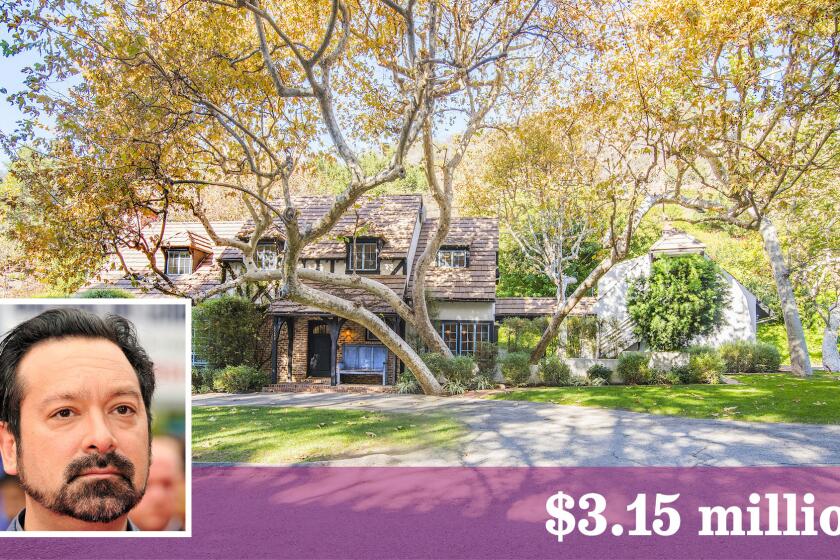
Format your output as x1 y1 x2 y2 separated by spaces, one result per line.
266 313 404 387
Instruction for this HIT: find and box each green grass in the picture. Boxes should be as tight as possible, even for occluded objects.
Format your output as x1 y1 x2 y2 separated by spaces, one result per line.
488 373 840 424
758 321 831 366
192 406 464 463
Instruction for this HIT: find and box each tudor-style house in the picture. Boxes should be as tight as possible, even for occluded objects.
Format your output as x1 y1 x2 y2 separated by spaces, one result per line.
87 195 505 387
86 196 769 388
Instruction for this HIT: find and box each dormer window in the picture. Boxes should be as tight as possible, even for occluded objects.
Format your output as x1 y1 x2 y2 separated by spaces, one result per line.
166 249 192 275
256 242 280 270
346 238 379 273
437 247 469 268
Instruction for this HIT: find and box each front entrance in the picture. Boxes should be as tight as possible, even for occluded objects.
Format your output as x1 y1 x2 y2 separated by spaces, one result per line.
307 321 332 377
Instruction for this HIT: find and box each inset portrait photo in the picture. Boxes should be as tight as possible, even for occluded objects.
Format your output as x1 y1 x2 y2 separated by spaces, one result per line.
0 299 190 536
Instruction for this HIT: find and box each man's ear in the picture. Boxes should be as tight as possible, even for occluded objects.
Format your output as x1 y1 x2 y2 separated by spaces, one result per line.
0 421 18 475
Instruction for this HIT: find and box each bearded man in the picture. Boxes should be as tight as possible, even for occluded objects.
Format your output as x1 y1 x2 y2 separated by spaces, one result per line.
0 308 155 531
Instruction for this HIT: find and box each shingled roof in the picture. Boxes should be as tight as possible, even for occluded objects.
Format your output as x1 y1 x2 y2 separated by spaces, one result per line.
407 217 499 301
82 221 243 298
220 194 423 262
495 296 596 318
270 275 407 315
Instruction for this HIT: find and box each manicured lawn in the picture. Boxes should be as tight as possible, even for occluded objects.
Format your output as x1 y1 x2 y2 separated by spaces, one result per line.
192 406 464 463
488 373 840 424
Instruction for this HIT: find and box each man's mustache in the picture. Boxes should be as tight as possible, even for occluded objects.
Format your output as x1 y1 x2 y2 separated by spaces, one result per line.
64 451 136 484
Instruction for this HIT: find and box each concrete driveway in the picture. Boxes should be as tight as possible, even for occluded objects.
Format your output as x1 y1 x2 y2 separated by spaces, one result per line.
193 392 840 467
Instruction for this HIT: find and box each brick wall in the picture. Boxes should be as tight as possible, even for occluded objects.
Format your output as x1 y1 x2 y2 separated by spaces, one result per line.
261 315 398 385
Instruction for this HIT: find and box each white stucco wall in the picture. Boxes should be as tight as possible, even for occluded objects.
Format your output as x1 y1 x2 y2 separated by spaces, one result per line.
594 255 757 349
436 301 495 321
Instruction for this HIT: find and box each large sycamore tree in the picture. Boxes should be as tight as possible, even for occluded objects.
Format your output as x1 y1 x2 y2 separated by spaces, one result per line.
619 0 840 376
1 0 576 394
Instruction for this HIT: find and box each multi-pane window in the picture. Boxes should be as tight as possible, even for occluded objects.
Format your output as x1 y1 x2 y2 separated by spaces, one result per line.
256 243 279 270
166 249 192 275
348 240 378 272
439 321 492 355
460 323 477 354
437 248 469 268
441 322 459 354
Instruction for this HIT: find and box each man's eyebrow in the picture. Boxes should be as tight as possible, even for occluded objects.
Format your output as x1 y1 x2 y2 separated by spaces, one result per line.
39 391 85 407
39 387 142 407
110 388 142 401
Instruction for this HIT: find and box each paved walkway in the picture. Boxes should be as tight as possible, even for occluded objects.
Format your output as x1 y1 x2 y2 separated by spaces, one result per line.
193 392 840 467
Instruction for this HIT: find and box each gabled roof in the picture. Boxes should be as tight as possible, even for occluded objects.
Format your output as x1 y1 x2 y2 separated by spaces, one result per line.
162 230 213 254
82 221 243 298
407 217 498 301
269 275 407 315
495 296 596 318
220 194 423 261
649 228 706 257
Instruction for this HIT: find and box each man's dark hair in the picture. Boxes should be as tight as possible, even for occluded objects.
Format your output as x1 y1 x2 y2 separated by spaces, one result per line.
0 308 156 440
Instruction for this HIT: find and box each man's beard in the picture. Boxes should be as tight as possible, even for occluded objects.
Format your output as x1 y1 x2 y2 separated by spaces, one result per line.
17 447 148 524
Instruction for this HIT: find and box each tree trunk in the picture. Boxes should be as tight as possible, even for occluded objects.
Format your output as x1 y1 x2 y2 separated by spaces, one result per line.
758 216 812 377
822 298 840 372
530 256 614 364
291 282 444 395
555 286 568 357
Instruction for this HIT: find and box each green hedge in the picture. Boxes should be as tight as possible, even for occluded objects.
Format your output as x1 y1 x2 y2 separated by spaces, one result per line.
719 341 781 373
420 353 476 384
193 296 267 370
539 356 571 386
686 346 724 384
616 352 652 385
501 352 531 386
586 364 613 384
212 365 270 393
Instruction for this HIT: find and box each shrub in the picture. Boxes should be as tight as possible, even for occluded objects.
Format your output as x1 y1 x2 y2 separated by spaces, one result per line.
753 342 781 372
419 352 448 380
420 353 476 384
193 296 267 370
472 375 496 391
686 346 724 384
474 342 499 377
212 365 269 393
720 341 781 373
539 356 571 386
586 364 613 384
444 379 467 395
447 356 477 384
395 372 421 394
500 351 531 386
192 368 215 391
627 255 730 351
616 352 652 385
671 365 694 385
78 288 134 298
719 341 752 373
652 369 681 385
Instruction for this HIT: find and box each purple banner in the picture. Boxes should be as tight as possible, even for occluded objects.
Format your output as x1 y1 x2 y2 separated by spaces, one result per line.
2 466 840 558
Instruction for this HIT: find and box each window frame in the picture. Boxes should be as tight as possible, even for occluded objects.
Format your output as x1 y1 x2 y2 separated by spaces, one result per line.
345 237 380 274
255 241 281 271
436 246 470 268
165 248 192 276
437 321 494 355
